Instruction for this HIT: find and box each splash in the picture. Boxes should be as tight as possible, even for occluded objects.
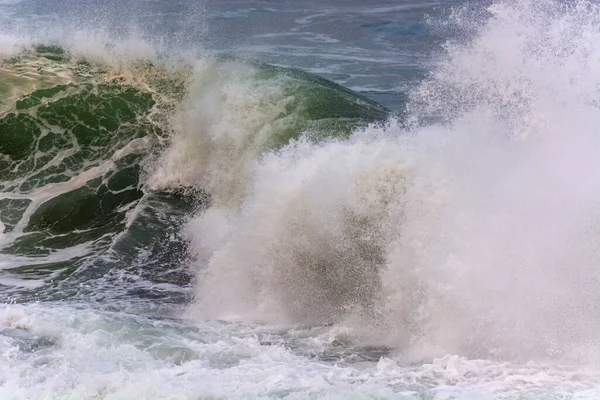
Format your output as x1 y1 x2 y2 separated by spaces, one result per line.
186 0 600 364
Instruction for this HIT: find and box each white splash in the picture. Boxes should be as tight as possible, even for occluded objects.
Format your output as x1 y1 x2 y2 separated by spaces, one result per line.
182 0 600 364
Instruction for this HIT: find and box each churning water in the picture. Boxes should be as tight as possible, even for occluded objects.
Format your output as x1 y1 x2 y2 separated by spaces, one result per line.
2 0 600 398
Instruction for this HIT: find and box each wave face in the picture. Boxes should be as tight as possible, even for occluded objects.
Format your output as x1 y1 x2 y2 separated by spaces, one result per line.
0 47 166 243
185 0 600 364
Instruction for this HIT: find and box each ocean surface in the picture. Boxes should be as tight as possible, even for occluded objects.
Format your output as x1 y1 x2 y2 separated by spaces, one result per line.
2 0 600 398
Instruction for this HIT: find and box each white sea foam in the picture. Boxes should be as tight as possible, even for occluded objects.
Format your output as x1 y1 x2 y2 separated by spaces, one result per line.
1 303 599 399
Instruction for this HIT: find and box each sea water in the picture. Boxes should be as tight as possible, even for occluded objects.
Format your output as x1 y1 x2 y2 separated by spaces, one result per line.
2 0 600 398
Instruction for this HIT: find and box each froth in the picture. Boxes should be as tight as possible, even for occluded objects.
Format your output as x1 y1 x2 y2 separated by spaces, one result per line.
4 303 599 399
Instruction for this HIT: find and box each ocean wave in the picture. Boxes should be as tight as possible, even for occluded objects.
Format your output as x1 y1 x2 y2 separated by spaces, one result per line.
0 42 388 298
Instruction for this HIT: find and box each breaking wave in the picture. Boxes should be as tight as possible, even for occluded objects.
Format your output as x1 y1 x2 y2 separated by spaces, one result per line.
0 41 387 300
185 0 600 364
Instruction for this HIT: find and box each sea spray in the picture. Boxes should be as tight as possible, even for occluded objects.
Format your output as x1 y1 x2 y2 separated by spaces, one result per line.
185 0 600 364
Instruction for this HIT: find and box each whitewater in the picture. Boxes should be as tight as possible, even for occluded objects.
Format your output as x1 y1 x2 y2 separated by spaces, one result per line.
2 0 600 398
